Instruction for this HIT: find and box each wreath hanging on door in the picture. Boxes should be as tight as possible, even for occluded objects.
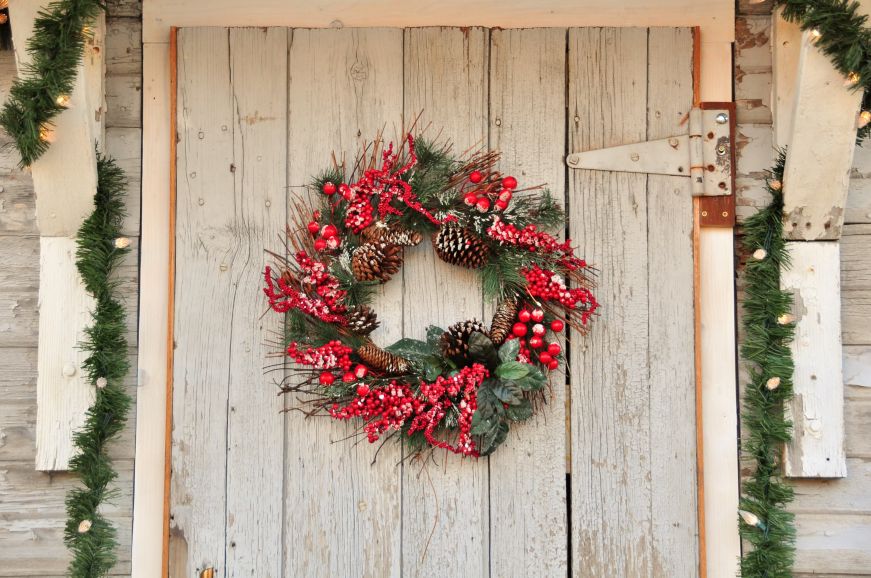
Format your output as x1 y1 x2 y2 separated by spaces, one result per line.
263 132 598 457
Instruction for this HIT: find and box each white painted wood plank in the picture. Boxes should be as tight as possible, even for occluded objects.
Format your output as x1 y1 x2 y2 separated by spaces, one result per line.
568 27 653 576
8 0 103 237
487 27 568 578
143 0 735 44
131 40 170 578
783 242 847 477
699 227 741 578
794 514 871 574
170 27 234 577
224 27 287 577
284 28 403 578
34 237 96 471
647 27 699 577
402 26 489 578
772 9 801 149
782 31 862 240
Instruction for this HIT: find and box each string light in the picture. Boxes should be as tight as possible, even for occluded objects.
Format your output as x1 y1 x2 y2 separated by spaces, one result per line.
0 13 7 25
858 110 871 129
777 313 795 325
753 248 767 260
77 519 93 533
810 28 822 42
739 510 767 530
55 94 71 108
96 377 108 389
845 72 861 87
113 237 130 249
766 376 781 390
769 179 782 191
38 124 55 143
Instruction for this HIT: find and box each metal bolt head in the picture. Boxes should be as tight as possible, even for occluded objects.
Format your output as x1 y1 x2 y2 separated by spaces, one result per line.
716 144 728 157
715 112 728 124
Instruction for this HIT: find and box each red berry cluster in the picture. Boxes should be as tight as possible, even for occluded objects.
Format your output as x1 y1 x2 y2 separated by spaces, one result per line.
510 307 563 370
486 216 572 254
263 260 347 324
288 340 353 371
329 381 423 443
463 173 517 213
522 265 597 317
308 220 343 252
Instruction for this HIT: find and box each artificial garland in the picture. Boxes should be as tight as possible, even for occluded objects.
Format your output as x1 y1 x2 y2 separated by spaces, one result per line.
65 153 131 576
0 0 103 167
264 133 598 457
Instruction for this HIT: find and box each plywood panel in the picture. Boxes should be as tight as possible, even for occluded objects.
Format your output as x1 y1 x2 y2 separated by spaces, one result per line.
488 27 568 577
284 28 403 578
568 27 653 576
170 27 234 578
402 27 490 578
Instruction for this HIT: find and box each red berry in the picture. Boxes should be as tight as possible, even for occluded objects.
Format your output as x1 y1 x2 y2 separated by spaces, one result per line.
314 238 327 251
532 323 546 336
539 352 553 365
326 236 339 249
307 221 321 235
464 192 479 206
512 322 528 337
354 364 368 379
343 372 356 383
498 189 513 202
502 176 518 189
531 309 544 322
518 310 532 323
356 383 370 396
319 371 335 385
547 343 562 356
495 200 509 211
529 336 544 349
550 319 565 332
339 184 353 200
469 170 484 184
321 224 338 238
548 359 559 370
476 198 491 212
322 182 337 195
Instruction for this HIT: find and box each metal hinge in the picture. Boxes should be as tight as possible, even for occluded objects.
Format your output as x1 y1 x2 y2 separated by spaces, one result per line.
566 105 734 197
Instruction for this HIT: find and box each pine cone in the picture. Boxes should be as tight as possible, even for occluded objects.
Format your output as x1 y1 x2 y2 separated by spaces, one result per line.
362 222 423 247
489 298 518 345
432 224 490 269
346 305 379 335
351 242 403 282
357 342 410 374
440 319 489 363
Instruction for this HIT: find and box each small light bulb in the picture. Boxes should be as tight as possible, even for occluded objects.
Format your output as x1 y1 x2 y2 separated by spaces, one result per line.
810 28 822 42
770 179 782 191
38 124 55 143
777 313 795 325
77 519 93 533
753 248 767 260
114 237 131 249
858 111 871 129
56 94 71 108
0 13 8 25
96 377 108 389
845 72 861 87
766 377 781 390
739 510 761 527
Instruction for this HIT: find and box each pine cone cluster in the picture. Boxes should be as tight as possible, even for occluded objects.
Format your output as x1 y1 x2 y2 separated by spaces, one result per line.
357 342 410 374
346 305 379 335
432 224 490 269
362 222 423 247
440 319 489 363
351 242 403 282
489 298 518 345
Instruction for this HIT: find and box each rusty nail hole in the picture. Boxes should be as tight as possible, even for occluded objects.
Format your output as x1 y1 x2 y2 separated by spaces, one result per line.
677 166 684 173
701 210 708 217
707 131 715 139
806 222 812 228
707 164 715 172
722 211 729 217
718 181 727 189
824 221 831 229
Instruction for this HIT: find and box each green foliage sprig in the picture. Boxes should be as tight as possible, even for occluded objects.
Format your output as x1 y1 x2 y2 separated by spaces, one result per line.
0 0 104 166
739 150 796 577
65 153 131 577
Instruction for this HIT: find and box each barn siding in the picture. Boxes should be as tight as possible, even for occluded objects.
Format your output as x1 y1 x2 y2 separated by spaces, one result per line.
0 1 142 574
735 3 871 575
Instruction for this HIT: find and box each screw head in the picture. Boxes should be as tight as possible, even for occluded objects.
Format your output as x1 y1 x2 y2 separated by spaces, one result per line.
715 112 728 124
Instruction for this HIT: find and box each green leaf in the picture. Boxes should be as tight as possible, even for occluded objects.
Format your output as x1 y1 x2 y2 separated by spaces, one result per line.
495 360 530 380
477 420 510 455
492 381 523 405
516 366 547 391
506 399 533 421
475 383 503 419
468 331 498 369
426 325 446 349
385 338 434 360
470 410 493 435
498 339 520 363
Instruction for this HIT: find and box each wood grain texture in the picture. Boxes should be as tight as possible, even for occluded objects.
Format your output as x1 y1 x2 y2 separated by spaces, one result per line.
568 27 654 577
402 27 490 578
488 27 569 578
284 28 403 578
171 27 234 578
782 242 847 478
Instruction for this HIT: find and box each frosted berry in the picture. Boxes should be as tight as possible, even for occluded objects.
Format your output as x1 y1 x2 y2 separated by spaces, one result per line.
464 192 479 206
307 221 321 235
343 372 356 383
502 176 518 189
532 323 546 336
354 364 369 379
512 322 528 337
469 170 484 184
531 309 544 322
321 224 338 238
325 236 339 249
547 342 562 356
550 319 564 332
498 189 513 202
529 336 543 349
495 200 509 211
518 310 532 323
539 352 553 365
322 182 337 195
356 383 370 396
314 238 327 252
319 371 335 385
476 198 491 212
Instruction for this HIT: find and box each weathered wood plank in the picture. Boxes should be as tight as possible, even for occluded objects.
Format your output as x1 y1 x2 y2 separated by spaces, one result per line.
846 178 871 224
794 513 871 574
647 27 699 577
106 18 143 77
402 26 489 578
791 457 871 513
105 127 142 236
34 237 96 471
223 27 287 577
284 28 403 578
735 16 772 124
106 74 142 129
782 242 847 477
170 27 234 578
845 347 871 389
772 10 801 149
488 27 568 577
843 290 871 345
568 27 653 576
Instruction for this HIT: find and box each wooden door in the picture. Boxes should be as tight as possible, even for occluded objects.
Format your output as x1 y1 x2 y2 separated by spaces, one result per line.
170 26 698 577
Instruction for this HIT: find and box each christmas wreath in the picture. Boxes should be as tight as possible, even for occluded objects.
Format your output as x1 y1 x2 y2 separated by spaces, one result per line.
264 133 598 457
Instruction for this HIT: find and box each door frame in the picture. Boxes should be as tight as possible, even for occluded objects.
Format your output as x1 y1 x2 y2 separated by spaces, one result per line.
134 4 738 577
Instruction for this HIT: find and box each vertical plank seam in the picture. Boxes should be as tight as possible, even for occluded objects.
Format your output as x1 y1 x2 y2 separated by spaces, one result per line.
399 28 406 578
562 26 574 578
644 27 655 575
223 26 233 577
281 28 292 578
484 26 493 578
